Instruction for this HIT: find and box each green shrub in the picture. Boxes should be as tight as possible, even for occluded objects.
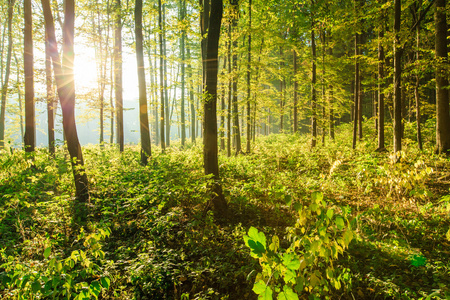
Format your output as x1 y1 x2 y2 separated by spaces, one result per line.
244 192 354 299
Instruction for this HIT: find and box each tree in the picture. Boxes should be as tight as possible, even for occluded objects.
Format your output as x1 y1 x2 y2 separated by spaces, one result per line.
435 0 450 153
41 0 90 210
180 0 186 147
201 0 228 215
158 0 165 151
135 0 151 164
46 30 56 155
246 0 252 153
230 0 241 155
311 27 317 148
114 0 124 152
377 27 385 151
24 0 34 153
0 0 16 150
393 0 402 158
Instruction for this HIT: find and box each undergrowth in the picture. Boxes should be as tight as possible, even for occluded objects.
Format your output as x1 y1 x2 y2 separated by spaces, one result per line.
0 121 449 299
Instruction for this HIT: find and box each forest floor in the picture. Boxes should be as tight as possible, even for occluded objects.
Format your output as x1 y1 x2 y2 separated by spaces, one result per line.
1 122 450 299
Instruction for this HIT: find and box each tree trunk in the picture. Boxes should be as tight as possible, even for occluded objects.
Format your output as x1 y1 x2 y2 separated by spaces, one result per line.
435 0 450 153
393 0 402 157
0 0 15 150
293 49 298 134
135 0 151 164
201 0 228 216
158 0 165 151
45 31 55 155
180 0 186 147
352 32 359 149
377 29 385 151
187 47 195 144
415 26 422 150
24 0 35 153
114 0 124 152
311 28 317 148
230 0 241 154
41 0 90 210
246 0 252 153
227 23 232 157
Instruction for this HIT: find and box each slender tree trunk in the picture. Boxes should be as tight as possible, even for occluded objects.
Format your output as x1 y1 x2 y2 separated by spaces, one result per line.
180 0 186 147
135 0 151 164
220 57 226 151
0 0 15 150
114 0 124 152
415 26 422 150
377 29 385 151
45 31 55 155
280 46 284 133
311 28 317 148
435 0 450 153
201 0 227 215
352 32 359 149
328 35 334 140
321 29 326 145
227 24 232 157
24 0 35 153
187 47 195 144
393 0 402 157
14 54 24 144
246 0 252 153
163 4 170 147
293 49 298 134
41 0 90 208
158 0 165 151
231 0 241 154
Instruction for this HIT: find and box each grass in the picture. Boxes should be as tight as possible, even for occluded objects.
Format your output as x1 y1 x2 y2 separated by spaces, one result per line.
0 121 449 299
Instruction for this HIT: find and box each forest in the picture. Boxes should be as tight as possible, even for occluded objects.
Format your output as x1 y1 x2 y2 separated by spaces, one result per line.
1 0 450 299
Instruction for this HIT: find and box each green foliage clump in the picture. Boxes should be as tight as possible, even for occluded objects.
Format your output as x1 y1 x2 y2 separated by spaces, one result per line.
244 192 354 299
0 226 111 300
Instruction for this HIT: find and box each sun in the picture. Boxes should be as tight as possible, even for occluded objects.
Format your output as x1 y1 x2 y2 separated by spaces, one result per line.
74 45 98 92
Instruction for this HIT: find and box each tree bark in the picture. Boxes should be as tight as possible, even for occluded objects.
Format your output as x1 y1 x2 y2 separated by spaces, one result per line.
352 32 359 149
24 0 35 153
377 28 385 151
311 28 317 148
435 0 450 153
393 0 402 157
41 0 90 208
201 0 228 216
180 0 186 147
135 0 151 164
0 0 16 150
158 0 165 151
45 31 55 155
114 0 124 152
246 0 252 153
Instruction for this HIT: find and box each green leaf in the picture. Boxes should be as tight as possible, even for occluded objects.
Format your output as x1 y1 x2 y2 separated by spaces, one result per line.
278 285 299 300
43 247 51 259
31 280 41 293
89 281 101 299
259 286 273 300
326 209 334 220
247 227 267 248
100 276 111 289
410 254 427 267
311 191 323 203
335 217 345 230
248 240 266 257
282 253 300 270
283 269 296 284
253 279 267 294
343 230 353 248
